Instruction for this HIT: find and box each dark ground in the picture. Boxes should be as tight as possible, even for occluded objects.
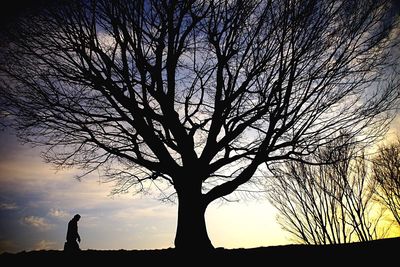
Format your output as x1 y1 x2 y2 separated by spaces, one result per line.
1 237 399 265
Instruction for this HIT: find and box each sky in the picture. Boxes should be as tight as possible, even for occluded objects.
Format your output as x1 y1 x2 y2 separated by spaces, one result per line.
1 118 399 254
0 0 286 253
0 0 400 254
0 128 292 253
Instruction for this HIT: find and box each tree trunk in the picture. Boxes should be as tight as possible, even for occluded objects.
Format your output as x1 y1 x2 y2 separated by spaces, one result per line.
174 180 214 252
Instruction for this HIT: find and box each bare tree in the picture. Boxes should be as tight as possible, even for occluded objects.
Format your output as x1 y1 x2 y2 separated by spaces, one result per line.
0 0 399 250
372 137 400 225
266 136 387 244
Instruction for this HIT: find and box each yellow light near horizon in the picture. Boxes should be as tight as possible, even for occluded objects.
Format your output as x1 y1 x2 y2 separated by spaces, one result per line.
386 224 400 238
206 200 290 248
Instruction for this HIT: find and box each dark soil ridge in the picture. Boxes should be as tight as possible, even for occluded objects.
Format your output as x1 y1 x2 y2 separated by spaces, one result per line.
1 237 399 264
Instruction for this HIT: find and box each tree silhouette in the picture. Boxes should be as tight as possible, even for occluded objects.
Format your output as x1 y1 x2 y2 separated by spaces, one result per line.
372 137 400 226
266 135 388 244
0 0 399 250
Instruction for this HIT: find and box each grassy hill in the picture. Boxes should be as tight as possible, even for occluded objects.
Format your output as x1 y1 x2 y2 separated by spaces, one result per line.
1 237 398 265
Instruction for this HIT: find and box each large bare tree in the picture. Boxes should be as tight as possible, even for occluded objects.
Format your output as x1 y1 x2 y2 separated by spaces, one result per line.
0 0 399 250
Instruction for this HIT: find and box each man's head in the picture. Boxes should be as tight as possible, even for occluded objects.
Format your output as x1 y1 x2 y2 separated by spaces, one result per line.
73 214 81 221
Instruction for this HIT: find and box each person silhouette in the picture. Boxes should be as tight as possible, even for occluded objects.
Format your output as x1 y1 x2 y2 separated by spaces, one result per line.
64 214 81 252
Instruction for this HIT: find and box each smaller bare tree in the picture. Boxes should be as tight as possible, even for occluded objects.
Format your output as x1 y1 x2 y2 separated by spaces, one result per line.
372 136 400 226
266 136 387 244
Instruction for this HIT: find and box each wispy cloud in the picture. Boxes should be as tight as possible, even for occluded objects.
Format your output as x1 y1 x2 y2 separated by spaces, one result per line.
0 239 18 254
21 216 53 231
48 208 69 219
33 240 57 251
0 202 18 210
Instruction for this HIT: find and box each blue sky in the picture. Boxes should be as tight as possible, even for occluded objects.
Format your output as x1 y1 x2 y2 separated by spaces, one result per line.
0 127 290 253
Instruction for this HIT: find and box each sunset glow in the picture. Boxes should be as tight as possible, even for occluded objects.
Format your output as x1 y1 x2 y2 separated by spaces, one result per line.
0 128 290 253
1 123 399 253
0 0 399 254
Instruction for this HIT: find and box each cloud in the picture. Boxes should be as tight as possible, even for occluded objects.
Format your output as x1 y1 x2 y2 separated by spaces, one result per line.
0 239 18 254
0 202 18 210
48 208 69 219
21 216 53 231
33 240 57 251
